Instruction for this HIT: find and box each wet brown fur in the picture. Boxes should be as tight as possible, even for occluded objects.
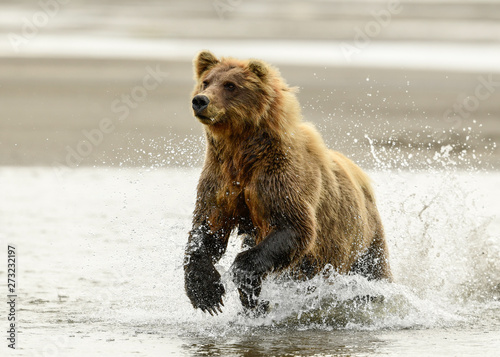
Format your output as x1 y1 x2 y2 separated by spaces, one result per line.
184 50 392 314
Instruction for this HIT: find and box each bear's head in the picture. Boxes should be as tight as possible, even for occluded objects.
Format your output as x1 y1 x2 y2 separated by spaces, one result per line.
191 50 299 136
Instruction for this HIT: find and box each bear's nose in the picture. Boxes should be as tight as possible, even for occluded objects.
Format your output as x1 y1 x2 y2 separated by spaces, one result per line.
192 95 210 113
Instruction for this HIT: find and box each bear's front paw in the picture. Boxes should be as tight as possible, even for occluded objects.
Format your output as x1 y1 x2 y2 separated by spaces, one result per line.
185 260 225 315
239 300 270 318
232 246 268 277
232 250 263 288
231 248 268 311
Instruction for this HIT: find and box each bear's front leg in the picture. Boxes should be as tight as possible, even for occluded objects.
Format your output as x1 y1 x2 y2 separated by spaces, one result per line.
184 253 225 315
232 246 267 313
231 228 299 314
184 226 227 315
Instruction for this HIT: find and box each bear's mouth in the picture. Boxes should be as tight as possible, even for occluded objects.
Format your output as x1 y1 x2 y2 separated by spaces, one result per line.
195 114 216 124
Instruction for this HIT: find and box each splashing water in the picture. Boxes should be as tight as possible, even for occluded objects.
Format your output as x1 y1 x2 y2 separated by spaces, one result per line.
176 168 498 334
65 167 497 335
1 134 499 356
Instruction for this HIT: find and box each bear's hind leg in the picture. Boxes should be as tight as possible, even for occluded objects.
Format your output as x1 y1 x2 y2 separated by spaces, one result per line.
350 232 392 281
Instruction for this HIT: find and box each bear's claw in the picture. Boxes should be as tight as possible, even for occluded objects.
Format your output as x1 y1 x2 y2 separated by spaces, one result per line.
201 301 224 316
199 297 224 315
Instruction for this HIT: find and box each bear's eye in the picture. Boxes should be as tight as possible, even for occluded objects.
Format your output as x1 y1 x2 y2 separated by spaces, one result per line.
202 81 209 90
224 82 236 92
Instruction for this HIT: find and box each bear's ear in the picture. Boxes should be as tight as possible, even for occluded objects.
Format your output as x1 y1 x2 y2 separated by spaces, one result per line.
248 60 268 81
194 50 219 78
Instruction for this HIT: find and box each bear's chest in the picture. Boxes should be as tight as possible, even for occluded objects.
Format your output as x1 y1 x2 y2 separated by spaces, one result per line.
216 179 262 227
216 180 247 214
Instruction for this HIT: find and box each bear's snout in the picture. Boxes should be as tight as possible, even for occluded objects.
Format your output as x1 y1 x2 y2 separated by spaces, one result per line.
192 95 210 114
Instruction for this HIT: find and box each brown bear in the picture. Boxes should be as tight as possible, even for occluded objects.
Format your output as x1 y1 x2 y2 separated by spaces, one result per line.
184 50 392 316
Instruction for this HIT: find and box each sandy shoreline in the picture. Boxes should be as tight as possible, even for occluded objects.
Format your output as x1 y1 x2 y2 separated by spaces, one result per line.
1 0 499 170
1 56 498 170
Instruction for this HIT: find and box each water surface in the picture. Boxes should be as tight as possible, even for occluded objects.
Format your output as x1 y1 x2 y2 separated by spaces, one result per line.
1 167 499 356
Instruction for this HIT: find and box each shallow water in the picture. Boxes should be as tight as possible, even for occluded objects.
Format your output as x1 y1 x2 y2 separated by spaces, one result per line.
1 167 499 356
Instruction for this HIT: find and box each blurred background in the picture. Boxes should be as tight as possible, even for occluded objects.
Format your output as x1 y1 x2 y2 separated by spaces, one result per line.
1 0 499 170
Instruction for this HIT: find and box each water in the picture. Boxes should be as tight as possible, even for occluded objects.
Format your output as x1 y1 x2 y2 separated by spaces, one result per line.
3 36 500 73
1 166 499 356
